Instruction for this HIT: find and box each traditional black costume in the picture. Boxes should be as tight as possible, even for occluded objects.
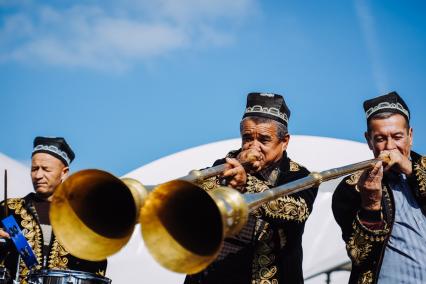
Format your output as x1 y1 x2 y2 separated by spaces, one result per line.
184 93 318 284
0 137 107 283
332 92 426 284
332 152 426 284
0 193 108 283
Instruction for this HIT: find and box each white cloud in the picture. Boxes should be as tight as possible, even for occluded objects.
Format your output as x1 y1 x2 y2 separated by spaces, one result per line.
354 0 389 93
0 0 256 70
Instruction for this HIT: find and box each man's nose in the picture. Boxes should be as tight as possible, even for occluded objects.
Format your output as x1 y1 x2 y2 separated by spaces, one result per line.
35 169 44 179
249 139 261 150
385 138 396 150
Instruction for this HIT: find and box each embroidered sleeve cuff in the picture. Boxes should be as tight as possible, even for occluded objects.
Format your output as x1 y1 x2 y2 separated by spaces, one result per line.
359 208 383 222
354 212 389 241
359 209 386 230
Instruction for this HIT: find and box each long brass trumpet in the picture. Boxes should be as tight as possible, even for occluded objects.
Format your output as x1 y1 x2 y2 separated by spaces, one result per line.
139 157 388 274
49 161 249 261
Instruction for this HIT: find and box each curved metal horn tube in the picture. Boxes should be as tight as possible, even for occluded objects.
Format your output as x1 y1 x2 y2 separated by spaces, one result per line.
140 158 385 273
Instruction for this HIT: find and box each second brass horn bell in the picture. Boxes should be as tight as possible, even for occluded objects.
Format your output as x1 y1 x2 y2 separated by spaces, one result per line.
140 180 248 274
50 169 148 261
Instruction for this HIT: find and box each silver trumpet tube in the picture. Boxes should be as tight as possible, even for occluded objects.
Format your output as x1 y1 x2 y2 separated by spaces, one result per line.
139 157 388 274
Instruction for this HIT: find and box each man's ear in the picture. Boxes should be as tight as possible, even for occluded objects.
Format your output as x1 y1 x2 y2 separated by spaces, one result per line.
61 166 69 183
364 131 373 150
281 133 290 152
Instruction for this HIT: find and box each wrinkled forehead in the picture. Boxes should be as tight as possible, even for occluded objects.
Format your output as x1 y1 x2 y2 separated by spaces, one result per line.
31 152 66 168
241 119 278 135
368 113 409 132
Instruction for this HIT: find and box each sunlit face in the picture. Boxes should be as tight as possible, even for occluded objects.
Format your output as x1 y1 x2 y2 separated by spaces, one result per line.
365 114 413 159
31 153 69 199
241 119 289 169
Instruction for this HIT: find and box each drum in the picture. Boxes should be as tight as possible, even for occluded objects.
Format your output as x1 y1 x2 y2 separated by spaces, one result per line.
0 266 11 284
27 269 111 284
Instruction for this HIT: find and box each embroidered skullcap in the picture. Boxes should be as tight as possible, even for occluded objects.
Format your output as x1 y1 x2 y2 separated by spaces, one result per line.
242 92 291 127
32 136 75 166
363 91 410 121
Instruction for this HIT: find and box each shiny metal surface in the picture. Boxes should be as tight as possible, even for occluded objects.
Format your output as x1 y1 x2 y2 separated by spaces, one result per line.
49 159 252 261
27 270 111 284
140 180 248 274
140 157 386 273
50 169 147 261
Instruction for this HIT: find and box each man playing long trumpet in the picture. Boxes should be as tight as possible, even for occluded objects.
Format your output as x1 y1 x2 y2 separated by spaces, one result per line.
332 92 426 284
184 92 318 284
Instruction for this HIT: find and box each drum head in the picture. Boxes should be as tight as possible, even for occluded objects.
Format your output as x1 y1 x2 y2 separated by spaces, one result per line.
27 269 111 284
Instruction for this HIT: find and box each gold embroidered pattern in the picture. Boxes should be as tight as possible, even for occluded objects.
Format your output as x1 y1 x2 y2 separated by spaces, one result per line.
358 270 373 284
252 227 278 284
262 196 309 222
244 175 309 222
347 216 389 266
414 156 426 195
346 171 363 186
255 220 270 241
347 231 373 266
382 186 393 222
289 160 301 172
48 237 69 269
97 269 106 276
245 175 270 194
7 199 43 283
355 215 389 241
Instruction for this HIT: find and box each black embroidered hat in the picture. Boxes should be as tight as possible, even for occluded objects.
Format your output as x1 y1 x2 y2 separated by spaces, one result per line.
242 92 291 127
363 91 410 121
32 136 75 166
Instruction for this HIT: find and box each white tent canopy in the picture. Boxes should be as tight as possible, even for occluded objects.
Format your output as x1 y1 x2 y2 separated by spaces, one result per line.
0 153 32 199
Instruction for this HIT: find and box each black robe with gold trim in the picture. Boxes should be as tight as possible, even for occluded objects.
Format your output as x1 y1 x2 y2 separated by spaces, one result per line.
0 193 107 283
332 151 426 284
184 150 318 284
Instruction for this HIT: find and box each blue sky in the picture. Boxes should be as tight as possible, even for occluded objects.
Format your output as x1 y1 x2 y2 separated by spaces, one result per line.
1 0 425 176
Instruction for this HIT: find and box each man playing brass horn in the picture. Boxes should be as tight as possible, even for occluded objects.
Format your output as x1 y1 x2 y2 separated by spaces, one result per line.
332 92 426 284
184 92 318 284
0 137 107 283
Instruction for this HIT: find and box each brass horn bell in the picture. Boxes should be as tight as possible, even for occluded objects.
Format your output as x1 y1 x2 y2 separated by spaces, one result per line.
50 169 148 261
140 180 248 274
